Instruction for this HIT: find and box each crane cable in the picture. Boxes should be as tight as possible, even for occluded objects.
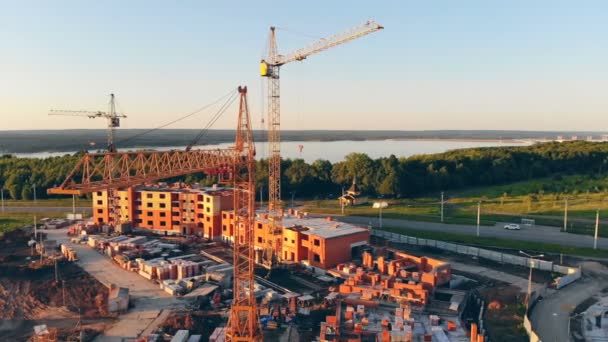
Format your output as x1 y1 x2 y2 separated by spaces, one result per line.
186 90 239 150
115 88 237 146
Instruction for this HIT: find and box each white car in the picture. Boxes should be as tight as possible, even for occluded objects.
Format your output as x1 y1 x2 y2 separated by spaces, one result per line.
504 223 521 230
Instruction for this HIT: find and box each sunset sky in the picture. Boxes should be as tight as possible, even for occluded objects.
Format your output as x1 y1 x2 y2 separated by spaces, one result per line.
1 1 607 131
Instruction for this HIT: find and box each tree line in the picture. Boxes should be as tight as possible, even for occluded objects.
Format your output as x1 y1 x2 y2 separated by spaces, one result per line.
2 141 608 200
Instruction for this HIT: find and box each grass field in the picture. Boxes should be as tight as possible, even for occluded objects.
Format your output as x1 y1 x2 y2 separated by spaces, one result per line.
378 225 608 259
301 174 608 237
0 211 73 237
1 197 90 207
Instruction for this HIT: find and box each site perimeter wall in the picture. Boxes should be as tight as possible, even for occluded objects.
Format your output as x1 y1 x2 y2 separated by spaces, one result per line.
371 229 581 278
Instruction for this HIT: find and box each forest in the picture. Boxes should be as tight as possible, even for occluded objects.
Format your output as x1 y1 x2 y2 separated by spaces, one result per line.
1 141 608 200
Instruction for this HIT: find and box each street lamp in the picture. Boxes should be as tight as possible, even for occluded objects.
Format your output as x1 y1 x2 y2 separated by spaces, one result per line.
519 250 544 311
440 191 444 223
476 201 481 237
373 201 388 229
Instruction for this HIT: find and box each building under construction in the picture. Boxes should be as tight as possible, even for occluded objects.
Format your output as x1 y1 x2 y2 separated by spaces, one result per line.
93 184 370 270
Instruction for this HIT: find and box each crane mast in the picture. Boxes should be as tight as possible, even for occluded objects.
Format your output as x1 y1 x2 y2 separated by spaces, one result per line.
49 93 126 153
226 86 261 342
260 20 383 268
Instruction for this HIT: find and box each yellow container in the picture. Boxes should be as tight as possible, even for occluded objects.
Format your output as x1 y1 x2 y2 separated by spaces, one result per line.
260 61 268 76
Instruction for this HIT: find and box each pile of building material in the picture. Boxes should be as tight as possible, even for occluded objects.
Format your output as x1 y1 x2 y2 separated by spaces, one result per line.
108 284 129 313
42 218 71 230
136 257 207 281
333 250 452 307
170 330 190 342
60 244 78 261
209 327 226 342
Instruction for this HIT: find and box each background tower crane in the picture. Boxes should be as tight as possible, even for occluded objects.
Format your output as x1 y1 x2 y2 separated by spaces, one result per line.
49 93 126 153
260 20 383 267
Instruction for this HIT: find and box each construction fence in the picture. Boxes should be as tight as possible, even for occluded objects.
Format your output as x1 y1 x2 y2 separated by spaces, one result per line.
371 229 581 283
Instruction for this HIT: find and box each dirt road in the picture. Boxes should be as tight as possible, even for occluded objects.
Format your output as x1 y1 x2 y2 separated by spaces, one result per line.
45 228 189 341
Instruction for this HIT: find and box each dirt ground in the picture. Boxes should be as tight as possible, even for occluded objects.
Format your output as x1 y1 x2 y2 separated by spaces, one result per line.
479 285 528 342
0 228 112 341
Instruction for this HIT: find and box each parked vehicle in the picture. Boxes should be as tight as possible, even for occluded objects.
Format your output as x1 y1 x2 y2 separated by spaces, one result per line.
504 223 521 230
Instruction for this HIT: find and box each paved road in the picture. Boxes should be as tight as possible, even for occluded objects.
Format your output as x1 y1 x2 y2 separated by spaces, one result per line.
335 215 608 250
45 228 188 341
530 262 608 342
2 206 92 214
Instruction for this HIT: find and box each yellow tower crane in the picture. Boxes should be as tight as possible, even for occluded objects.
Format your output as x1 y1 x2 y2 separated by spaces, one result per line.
260 20 383 269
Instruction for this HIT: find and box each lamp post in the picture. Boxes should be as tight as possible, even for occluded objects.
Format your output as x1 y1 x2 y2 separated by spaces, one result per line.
341 186 345 215
373 201 388 229
519 250 544 311
440 191 444 223
564 198 568 232
1 187 4 212
476 201 481 237
32 183 37 204
594 209 600 250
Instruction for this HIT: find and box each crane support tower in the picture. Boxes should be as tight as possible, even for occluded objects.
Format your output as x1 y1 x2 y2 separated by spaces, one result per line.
226 86 261 341
49 93 126 153
260 20 383 268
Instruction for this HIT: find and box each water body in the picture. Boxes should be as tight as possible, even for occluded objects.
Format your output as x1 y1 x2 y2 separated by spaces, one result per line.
11 139 528 163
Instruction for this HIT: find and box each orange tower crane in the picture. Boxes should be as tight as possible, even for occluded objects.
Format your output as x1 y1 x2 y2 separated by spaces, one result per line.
48 87 260 341
260 20 383 268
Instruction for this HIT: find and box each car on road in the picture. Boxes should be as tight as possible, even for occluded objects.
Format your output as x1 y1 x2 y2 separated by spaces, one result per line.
504 223 521 230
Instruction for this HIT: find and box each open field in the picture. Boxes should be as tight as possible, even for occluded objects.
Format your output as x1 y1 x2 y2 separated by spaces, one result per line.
1 198 89 208
378 225 608 258
302 174 608 237
0 211 71 236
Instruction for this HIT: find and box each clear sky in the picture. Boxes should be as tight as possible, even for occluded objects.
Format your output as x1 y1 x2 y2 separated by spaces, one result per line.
1 1 607 131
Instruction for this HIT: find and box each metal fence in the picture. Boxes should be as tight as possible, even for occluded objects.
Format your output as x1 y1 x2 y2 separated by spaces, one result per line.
371 229 581 279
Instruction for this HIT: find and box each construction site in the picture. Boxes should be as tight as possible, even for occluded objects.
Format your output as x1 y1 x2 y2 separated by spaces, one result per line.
1 17 595 342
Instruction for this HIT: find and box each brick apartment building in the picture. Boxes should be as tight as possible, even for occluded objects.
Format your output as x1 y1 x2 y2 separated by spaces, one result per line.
94 183 370 269
222 210 370 269
92 183 233 238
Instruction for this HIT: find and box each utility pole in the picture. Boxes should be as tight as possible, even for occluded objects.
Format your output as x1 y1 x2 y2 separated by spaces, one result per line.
440 191 444 223
259 188 263 206
476 201 481 237
62 280 66 307
564 198 568 232
55 258 59 283
39 233 43 264
34 215 37 239
341 187 345 216
594 209 600 250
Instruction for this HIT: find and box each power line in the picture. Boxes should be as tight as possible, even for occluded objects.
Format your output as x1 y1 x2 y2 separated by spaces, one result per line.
116 88 236 146
186 91 239 150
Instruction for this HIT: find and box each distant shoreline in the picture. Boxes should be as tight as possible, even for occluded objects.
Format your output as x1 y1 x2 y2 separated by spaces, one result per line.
2 138 532 156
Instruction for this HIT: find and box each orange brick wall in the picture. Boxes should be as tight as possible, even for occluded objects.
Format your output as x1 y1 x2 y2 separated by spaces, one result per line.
313 230 370 269
93 187 232 237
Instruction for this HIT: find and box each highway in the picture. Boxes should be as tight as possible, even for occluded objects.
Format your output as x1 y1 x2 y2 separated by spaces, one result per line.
334 215 608 251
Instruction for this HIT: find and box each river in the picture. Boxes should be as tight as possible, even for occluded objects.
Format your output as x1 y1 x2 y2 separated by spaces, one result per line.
11 139 529 163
